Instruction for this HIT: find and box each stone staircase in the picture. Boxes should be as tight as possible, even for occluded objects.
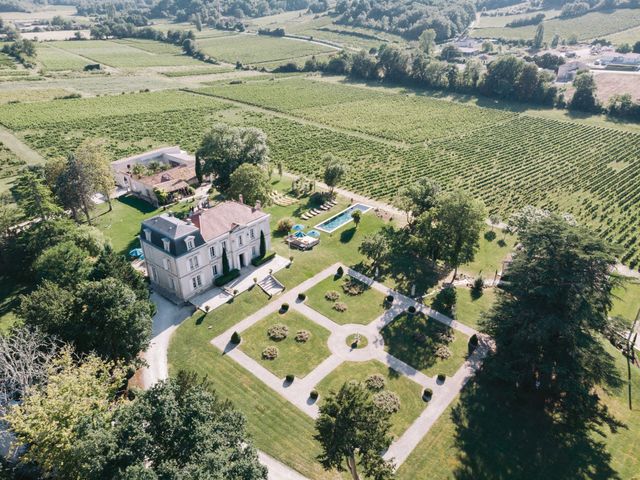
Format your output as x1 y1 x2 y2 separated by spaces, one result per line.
258 275 285 297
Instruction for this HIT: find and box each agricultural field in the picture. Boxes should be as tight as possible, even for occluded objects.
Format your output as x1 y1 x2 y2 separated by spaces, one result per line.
0 141 25 191
605 25 640 45
197 78 516 143
196 34 336 65
472 7 640 42
37 43 98 71
1 79 640 269
44 39 203 69
0 88 71 104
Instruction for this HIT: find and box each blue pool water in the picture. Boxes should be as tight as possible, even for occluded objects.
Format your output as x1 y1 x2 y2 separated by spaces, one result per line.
315 204 372 233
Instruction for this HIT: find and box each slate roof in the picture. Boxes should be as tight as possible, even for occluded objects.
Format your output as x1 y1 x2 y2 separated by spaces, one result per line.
141 214 205 257
191 201 269 241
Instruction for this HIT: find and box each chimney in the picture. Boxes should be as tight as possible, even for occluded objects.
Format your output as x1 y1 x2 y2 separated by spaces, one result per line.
254 200 261 211
238 194 244 204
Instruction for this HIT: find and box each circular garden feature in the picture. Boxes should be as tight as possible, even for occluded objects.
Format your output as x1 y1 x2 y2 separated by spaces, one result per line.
346 333 368 349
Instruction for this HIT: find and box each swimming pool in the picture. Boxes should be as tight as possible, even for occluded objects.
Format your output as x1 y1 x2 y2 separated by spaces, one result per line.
315 203 372 233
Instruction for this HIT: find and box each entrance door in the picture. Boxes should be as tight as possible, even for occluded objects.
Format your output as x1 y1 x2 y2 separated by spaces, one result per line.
239 253 245 268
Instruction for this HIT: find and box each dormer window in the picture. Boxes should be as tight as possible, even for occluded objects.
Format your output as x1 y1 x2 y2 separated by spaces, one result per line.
185 236 195 251
144 229 151 242
162 238 170 252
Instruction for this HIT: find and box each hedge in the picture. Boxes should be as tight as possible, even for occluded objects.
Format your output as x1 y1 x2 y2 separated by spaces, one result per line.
251 251 276 267
214 269 240 286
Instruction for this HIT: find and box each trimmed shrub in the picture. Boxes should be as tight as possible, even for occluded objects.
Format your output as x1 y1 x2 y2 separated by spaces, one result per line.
231 331 241 344
336 266 344 277
285 374 295 383
333 301 348 312
435 345 452 360
386 295 394 304
407 305 416 314
325 290 340 301
262 346 279 360
437 373 446 383
310 389 319 400
295 330 311 343
267 323 289 341
251 251 276 267
469 334 479 353
365 373 386 391
276 217 294 233
422 388 433 401
342 276 367 296
280 303 289 313
297 292 306 301
214 269 240 286
373 391 401 414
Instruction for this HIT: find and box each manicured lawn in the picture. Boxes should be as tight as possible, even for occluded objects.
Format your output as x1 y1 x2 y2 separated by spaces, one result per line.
397 342 640 480
304 274 386 325
168 287 341 480
382 312 469 378
460 228 516 279
239 309 332 378
454 287 497 331
611 280 640 327
315 360 426 439
92 195 192 254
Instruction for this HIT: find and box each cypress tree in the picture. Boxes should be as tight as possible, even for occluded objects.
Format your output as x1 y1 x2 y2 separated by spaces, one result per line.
259 230 266 258
195 154 203 183
222 247 230 275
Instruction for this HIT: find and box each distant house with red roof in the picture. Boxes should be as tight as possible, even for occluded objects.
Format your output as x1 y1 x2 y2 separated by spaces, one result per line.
111 146 199 207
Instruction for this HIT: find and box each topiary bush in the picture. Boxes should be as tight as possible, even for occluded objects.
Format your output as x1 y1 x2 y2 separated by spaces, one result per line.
336 266 344 277
407 305 416 315
267 323 289 341
297 292 306 301
231 331 241 344
333 301 348 312
365 373 386 391
325 290 340 301
422 388 433 401
310 389 319 400
373 391 401 414
469 334 479 353
262 346 279 360
437 373 446 383
385 295 394 306
295 330 311 343
285 374 295 383
280 303 289 313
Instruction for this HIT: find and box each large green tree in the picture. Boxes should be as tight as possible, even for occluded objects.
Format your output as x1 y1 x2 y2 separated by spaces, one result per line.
75 140 114 212
54 153 95 225
418 28 436 55
392 178 440 226
198 124 269 192
315 381 395 480
71 372 268 480
12 170 61 221
228 163 271 206
33 240 93 288
322 154 346 196
6 347 125 479
90 244 149 301
570 71 600 113
482 215 622 426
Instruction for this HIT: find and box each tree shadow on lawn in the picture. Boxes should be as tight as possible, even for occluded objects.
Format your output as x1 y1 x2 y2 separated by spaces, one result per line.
452 372 621 480
381 312 456 373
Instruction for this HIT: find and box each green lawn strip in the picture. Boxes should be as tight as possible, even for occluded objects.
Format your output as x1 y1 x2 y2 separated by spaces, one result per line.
610 280 640 327
304 275 386 325
382 312 469 378
239 309 332 378
168 288 341 480
396 342 640 479
315 360 426 439
459 229 516 279
453 287 496 331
